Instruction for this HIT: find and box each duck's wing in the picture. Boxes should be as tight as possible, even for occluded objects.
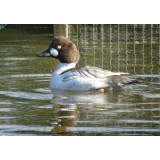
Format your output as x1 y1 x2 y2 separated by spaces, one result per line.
61 66 128 81
83 66 128 77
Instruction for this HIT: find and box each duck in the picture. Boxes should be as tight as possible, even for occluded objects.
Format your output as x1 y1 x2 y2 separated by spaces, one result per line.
37 36 142 92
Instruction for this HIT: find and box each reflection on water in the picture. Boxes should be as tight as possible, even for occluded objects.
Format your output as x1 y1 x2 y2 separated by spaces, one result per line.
51 89 109 105
50 85 160 136
0 24 160 136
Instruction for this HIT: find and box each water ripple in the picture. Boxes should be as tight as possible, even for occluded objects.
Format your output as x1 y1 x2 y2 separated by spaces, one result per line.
0 91 52 100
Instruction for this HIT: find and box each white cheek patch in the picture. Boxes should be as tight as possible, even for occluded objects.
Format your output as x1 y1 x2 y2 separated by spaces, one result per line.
50 48 59 57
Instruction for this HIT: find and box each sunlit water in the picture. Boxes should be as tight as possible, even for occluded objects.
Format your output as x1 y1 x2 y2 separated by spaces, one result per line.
0 24 160 136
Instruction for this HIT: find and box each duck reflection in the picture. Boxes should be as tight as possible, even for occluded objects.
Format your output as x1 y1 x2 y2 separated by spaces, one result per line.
51 88 109 105
51 104 78 136
50 88 131 135
50 88 109 135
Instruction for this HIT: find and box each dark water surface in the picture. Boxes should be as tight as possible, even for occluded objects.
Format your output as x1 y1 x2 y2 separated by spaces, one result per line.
0 24 160 136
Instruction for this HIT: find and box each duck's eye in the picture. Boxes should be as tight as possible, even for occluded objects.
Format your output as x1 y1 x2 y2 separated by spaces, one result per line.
57 45 62 49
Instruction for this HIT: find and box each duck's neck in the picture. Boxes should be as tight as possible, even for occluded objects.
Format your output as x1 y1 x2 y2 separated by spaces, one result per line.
55 62 76 74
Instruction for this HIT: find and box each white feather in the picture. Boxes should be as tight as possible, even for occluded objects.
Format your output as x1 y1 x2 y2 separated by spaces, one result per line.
50 63 108 90
50 63 129 91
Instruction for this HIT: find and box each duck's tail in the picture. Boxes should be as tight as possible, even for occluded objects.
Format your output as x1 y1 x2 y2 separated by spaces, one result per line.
124 78 144 85
107 75 144 89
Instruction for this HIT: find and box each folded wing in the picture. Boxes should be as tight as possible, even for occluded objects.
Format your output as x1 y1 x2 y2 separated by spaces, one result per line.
61 65 128 81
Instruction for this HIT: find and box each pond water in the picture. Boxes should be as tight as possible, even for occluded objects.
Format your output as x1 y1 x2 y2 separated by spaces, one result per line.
0 24 160 136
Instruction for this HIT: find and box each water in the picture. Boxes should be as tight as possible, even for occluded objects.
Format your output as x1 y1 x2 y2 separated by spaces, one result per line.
0 24 160 136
